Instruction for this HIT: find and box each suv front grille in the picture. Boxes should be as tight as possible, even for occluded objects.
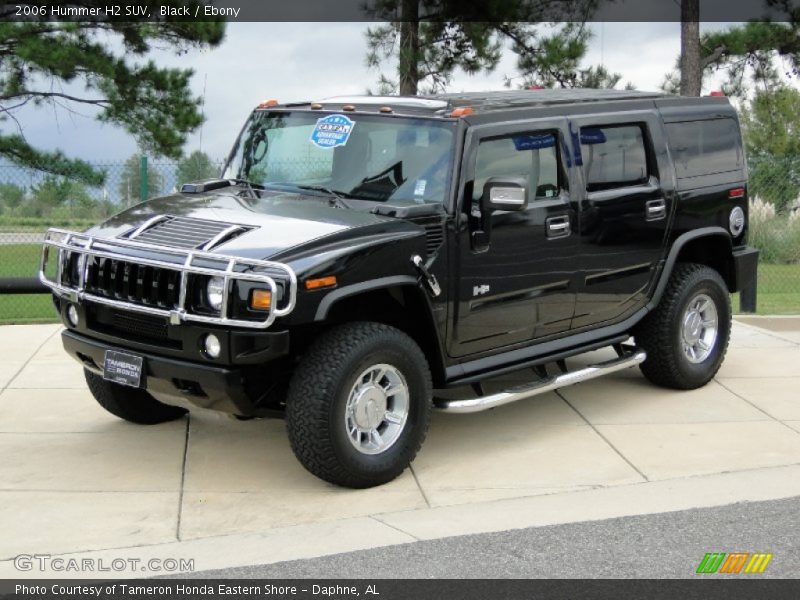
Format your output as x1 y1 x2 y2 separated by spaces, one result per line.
84 257 181 309
109 310 170 341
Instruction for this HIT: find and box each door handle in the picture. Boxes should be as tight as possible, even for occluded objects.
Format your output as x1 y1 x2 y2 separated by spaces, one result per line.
546 216 571 238
645 199 666 221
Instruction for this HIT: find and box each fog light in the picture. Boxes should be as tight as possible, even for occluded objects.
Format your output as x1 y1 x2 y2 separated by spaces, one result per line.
203 334 221 359
66 304 79 327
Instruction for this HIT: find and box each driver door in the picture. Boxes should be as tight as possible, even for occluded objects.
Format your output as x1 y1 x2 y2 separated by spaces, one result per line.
449 117 579 358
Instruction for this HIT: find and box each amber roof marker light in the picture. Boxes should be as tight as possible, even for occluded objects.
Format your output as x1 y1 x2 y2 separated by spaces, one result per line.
450 107 474 117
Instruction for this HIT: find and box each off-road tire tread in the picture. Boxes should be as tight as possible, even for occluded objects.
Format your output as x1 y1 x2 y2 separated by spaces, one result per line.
634 262 731 389
286 321 432 488
85 370 187 425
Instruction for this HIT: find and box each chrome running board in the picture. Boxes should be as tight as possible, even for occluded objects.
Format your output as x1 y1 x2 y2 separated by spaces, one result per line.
435 349 647 414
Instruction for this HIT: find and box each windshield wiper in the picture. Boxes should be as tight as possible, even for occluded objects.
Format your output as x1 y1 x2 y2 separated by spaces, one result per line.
227 178 264 199
292 185 355 209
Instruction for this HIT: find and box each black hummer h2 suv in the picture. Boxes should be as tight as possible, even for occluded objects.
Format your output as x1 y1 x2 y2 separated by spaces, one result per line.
41 90 758 488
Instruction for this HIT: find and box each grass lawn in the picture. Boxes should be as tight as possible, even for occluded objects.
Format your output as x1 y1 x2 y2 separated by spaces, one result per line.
0 243 42 278
0 243 57 323
0 243 798 324
733 263 800 315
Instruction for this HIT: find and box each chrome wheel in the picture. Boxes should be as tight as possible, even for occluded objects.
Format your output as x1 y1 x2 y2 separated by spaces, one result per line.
345 363 409 455
681 293 718 364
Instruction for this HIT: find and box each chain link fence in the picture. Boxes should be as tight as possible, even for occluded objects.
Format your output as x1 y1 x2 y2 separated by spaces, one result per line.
0 158 226 322
1 157 799 323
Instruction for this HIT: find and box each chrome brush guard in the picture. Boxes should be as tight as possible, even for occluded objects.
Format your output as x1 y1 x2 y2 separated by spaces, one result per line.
39 228 297 330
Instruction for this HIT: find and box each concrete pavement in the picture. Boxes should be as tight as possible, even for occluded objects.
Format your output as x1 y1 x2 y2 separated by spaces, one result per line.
0 317 798 578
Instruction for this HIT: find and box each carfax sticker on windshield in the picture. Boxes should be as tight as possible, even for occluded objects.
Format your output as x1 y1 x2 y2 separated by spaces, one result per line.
310 114 355 149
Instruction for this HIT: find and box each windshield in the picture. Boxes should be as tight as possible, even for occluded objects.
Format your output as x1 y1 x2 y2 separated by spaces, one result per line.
222 111 457 205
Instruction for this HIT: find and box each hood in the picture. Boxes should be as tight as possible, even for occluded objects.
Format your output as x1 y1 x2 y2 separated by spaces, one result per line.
89 189 424 263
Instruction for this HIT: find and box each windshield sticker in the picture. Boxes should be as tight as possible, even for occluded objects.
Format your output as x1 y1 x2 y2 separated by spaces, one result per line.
310 114 355 149
414 179 427 197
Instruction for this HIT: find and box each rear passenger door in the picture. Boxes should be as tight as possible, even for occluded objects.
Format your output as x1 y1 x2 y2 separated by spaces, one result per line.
569 112 676 329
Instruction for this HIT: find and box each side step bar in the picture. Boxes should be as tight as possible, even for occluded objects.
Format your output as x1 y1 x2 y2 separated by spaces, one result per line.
435 349 647 414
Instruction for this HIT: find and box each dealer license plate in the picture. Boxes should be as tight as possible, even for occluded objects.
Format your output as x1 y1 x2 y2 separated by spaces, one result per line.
103 350 144 388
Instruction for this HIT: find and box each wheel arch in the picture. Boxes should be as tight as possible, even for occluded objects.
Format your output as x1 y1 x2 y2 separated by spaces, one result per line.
314 278 447 387
648 227 736 311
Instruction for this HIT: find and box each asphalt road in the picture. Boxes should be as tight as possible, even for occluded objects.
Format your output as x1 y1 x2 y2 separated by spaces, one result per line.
193 496 800 579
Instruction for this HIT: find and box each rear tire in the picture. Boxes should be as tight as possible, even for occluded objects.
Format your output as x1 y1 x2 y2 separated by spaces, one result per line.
635 263 731 390
285 321 432 488
85 370 187 425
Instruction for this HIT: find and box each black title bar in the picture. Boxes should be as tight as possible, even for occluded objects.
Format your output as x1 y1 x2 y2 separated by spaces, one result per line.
1 0 798 23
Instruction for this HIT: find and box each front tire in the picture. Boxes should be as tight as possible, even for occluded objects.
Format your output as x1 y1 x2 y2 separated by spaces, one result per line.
85 370 187 425
635 263 731 389
285 322 432 488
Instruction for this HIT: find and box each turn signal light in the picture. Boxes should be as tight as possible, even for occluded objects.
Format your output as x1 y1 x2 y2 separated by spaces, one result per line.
249 289 272 311
305 276 337 290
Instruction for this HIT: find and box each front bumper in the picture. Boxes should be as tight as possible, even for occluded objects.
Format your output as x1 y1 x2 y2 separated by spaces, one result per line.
732 245 759 292
63 329 286 417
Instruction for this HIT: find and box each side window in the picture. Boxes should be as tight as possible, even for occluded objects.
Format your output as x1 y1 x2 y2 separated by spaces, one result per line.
665 118 742 179
580 124 649 192
472 131 564 202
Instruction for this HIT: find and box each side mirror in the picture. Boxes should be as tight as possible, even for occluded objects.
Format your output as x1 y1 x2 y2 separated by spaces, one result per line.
481 177 528 213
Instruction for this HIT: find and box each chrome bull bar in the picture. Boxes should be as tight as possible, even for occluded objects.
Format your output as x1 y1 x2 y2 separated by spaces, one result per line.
39 228 298 330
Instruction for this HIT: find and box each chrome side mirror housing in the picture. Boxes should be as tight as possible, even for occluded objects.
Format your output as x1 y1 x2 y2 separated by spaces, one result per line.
482 177 528 212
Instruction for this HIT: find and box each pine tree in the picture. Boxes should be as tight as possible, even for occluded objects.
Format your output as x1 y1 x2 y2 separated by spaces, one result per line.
0 8 225 184
664 1 800 96
363 1 614 95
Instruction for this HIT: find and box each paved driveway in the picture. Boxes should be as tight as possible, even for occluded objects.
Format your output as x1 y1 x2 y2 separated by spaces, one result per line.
0 317 799 577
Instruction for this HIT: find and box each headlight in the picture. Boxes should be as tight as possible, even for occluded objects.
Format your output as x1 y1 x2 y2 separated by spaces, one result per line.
206 276 225 311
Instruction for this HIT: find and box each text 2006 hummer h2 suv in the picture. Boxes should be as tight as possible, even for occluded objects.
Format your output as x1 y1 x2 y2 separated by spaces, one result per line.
41 90 758 488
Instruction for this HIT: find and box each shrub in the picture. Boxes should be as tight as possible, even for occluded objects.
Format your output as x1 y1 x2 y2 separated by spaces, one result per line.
748 196 800 264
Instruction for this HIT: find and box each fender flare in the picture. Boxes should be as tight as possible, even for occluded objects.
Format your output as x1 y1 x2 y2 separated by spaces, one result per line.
646 226 731 311
313 275 420 321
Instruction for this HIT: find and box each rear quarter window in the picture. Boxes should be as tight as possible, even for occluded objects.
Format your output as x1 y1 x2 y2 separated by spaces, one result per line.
665 118 743 180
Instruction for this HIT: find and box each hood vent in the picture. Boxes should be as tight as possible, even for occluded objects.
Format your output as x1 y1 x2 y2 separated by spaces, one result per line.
126 215 252 251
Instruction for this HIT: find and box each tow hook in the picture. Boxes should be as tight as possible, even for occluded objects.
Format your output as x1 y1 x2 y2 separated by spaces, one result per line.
411 254 441 297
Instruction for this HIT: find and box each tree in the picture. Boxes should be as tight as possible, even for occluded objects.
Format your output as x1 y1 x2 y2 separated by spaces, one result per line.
680 0 702 96
176 151 219 185
30 176 93 217
664 1 800 96
0 8 225 184
118 154 163 206
741 87 800 211
0 182 24 211
364 1 604 95
501 23 629 89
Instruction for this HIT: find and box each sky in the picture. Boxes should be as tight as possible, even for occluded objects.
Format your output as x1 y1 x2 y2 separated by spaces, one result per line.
11 22 735 164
